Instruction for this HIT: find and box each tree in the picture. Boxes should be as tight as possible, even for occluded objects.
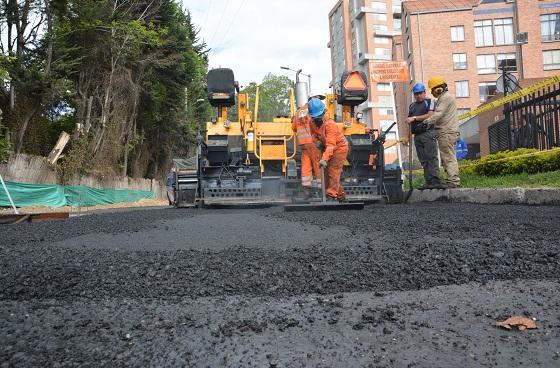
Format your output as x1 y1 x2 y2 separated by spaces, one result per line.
238 73 292 122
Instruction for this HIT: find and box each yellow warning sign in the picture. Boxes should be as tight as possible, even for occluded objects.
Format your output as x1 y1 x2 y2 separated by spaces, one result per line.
370 61 409 82
458 75 560 121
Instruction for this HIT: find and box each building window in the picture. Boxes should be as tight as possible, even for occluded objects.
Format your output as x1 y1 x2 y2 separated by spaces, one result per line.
455 81 469 98
541 14 560 42
393 18 402 32
494 18 514 45
379 108 394 116
375 36 390 44
374 24 388 32
374 47 392 59
371 2 386 11
479 82 497 103
372 13 387 22
407 37 411 54
451 26 465 42
378 95 392 105
543 49 560 70
377 83 391 91
477 54 496 74
453 53 468 70
474 20 493 47
496 53 517 72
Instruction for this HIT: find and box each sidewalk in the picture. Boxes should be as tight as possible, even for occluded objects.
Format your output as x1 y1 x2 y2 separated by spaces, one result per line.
408 187 560 205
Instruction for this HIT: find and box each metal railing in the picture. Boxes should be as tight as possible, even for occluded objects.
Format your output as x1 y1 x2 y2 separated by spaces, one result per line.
488 81 560 154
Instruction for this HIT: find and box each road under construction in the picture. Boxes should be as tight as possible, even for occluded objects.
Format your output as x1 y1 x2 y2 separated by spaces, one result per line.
1 70 559 367
1 204 559 366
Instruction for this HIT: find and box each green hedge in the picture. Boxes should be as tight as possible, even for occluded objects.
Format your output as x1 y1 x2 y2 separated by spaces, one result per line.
461 148 560 177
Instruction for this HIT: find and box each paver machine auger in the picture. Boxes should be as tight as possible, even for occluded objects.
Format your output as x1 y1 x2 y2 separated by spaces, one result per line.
173 68 403 207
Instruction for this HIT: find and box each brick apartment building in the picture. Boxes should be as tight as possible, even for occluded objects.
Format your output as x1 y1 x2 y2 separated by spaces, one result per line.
328 0 403 164
395 0 560 158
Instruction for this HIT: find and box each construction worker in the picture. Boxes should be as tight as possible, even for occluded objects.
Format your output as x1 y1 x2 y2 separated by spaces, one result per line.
308 97 349 201
424 76 461 188
405 83 441 190
291 101 321 198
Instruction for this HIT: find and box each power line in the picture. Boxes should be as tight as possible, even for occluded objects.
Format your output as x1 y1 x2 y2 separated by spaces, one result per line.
208 0 231 46
215 0 247 48
202 0 213 29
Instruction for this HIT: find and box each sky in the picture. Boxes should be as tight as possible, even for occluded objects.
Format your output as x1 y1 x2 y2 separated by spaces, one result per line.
182 0 335 93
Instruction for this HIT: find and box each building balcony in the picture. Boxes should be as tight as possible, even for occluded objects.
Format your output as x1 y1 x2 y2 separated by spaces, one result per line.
364 101 394 110
374 29 401 37
355 6 387 19
358 53 392 65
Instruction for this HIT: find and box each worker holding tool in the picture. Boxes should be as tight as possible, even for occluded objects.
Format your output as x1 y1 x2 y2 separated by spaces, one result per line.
424 76 461 188
405 83 442 190
308 97 349 202
291 100 321 198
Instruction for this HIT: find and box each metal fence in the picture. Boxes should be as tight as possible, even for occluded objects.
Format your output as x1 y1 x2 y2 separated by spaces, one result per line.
488 82 560 154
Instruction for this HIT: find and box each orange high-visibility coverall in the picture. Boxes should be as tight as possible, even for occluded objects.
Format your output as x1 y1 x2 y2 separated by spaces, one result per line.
291 106 321 188
318 116 349 199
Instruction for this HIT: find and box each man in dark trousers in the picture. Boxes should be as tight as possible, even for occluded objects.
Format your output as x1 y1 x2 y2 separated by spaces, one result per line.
406 83 441 189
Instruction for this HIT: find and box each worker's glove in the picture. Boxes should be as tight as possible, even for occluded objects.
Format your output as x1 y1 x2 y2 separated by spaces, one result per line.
319 160 328 169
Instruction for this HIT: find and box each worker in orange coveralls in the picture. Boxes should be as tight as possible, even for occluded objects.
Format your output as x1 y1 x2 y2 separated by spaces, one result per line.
291 100 321 199
308 97 349 202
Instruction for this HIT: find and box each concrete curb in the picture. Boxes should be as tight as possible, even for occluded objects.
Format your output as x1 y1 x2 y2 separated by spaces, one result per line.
408 188 560 205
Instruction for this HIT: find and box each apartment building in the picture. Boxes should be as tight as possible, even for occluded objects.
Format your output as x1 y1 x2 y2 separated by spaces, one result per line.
328 0 403 164
396 0 560 157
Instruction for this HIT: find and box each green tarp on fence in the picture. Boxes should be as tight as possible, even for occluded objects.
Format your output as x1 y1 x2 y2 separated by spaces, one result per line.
0 181 155 208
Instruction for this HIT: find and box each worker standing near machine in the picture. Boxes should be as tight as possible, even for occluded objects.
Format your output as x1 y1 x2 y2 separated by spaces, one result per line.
308 97 349 202
291 101 321 198
405 83 441 190
424 76 461 188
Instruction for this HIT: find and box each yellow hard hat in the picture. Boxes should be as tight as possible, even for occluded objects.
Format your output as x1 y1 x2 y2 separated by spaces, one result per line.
428 76 446 90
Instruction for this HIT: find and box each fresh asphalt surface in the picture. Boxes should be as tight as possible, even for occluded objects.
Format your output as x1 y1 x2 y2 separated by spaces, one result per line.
1 203 559 367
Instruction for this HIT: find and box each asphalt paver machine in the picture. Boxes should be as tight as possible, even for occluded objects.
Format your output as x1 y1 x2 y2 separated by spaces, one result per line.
174 68 403 208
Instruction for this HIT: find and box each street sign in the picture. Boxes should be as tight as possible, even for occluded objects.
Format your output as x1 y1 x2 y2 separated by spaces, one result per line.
369 61 409 82
343 72 367 91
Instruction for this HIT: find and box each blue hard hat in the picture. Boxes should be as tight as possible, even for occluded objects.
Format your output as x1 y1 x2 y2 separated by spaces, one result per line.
412 83 426 93
308 98 325 118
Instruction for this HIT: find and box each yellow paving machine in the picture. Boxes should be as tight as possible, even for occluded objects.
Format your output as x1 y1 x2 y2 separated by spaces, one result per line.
173 68 403 207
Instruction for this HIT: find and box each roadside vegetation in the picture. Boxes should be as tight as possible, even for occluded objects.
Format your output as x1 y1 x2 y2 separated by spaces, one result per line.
407 148 560 189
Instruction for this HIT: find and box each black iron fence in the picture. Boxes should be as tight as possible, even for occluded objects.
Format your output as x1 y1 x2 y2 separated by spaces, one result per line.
488 81 560 154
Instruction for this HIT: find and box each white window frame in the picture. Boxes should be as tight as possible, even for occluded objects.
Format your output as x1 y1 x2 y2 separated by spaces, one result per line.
455 81 469 98
373 24 388 32
371 2 386 11
541 13 560 42
374 36 390 44
453 53 468 70
477 54 496 74
496 53 517 72
372 13 387 22
377 83 391 92
474 20 493 47
479 82 497 103
451 26 465 42
494 18 514 46
543 49 560 70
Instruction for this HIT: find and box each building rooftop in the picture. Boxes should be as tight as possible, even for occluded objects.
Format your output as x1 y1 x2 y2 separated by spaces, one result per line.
403 0 481 14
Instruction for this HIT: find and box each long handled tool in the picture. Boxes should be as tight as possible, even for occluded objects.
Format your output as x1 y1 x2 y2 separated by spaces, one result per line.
404 124 414 203
284 166 364 212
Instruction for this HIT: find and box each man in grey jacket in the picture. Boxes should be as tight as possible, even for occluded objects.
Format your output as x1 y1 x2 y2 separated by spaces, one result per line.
424 76 461 188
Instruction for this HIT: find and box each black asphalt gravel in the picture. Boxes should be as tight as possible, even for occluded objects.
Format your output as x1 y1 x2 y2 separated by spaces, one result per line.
1 203 559 367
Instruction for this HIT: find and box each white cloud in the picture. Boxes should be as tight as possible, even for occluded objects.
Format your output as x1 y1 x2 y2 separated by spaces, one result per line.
183 0 335 93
